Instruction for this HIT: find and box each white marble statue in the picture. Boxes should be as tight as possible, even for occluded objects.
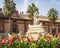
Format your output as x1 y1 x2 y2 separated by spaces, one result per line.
33 16 39 25
26 12 47 41
33 12 39 25
8 33 11 37
18 31 22 36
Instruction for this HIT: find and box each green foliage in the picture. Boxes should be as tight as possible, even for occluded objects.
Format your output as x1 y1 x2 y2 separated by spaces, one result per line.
37 39 45 48
26 3 39 19
0 38 60 48
10 40 20 48
48 8 58 22
0 35 60 48
1 44 9 48
11 33 18 38
56 38 60 48
50 41 57 48
48 8 59 35
29 43 38 48
0 35 2 38
3 0 16 16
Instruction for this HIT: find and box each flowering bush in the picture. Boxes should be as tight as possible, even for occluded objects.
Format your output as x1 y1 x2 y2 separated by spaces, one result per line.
0 33 60 48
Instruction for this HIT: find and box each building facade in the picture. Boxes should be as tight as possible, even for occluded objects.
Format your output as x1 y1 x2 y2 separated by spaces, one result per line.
0 8 60 35
38 16 60 34
0 8 31 34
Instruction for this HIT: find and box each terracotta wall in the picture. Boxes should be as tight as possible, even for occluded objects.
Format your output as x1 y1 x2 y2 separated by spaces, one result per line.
0 19 4 29
42 21 59 34
18 24 24 34
0 18 60 34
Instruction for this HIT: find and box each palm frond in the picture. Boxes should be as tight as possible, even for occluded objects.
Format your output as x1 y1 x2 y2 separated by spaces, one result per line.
26 3 39 19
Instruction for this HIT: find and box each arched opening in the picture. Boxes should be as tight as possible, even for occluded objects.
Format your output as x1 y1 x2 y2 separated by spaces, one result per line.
12 20 18 33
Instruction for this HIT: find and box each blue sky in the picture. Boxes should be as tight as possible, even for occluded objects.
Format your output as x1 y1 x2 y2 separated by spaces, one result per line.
0 0 60 17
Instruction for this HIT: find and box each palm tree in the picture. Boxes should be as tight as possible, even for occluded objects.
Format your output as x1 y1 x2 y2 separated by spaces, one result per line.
26 3 39 24
48 8 59 35
3 0 16 33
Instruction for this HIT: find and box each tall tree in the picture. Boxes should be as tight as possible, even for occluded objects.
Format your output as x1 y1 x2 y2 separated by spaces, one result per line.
48 8 59 35
3 0 16 33
26 3 39 24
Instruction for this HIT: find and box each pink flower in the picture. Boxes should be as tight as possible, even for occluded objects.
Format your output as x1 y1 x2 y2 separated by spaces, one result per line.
3 37 9 44
55 33 60 37
18 36 24 41
18 36 23 41
0 42 4 46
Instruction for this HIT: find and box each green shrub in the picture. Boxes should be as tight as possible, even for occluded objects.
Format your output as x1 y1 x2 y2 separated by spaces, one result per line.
56 38 60 48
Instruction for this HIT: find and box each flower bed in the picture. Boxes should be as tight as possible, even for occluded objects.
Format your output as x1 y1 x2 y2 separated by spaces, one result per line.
0 33 60 48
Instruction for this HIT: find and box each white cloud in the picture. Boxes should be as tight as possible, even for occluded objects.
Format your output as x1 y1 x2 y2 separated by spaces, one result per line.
17 0 28 13
51 0 60 6
35 0 39 7
24 0 28 10
24 0 28 7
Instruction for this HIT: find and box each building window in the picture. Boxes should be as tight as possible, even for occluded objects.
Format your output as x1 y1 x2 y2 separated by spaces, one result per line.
13 28 17 33
12 20 18 33
52 28 56 36
42 22 45 25
0 27 4 33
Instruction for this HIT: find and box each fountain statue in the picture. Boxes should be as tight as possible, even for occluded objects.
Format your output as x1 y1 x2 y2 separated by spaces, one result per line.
33 16 39 25
26 12 47 41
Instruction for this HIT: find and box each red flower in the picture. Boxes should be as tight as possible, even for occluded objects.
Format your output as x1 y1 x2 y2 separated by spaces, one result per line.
48 36 51 39
55 33 60 37
11 37 17 41
8 37 16 46
27 36 31 42
8 40 12 46
46 36 52 41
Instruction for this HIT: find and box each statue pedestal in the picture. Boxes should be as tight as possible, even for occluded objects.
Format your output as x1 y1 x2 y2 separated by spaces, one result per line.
26 23 47 41
26 13 47 41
